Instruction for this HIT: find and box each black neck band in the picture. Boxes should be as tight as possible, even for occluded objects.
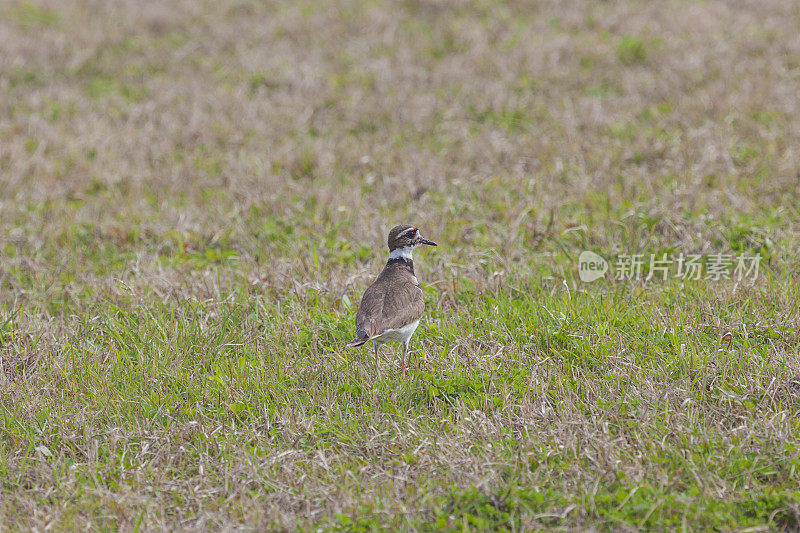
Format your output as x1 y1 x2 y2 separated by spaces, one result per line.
387 257 415 274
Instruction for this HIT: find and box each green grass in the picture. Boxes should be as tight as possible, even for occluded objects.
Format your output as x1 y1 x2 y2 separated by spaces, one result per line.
2 274 799 529
2 0 800 529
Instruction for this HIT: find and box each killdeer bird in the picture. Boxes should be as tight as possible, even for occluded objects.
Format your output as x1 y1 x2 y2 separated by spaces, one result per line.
347 224 437 371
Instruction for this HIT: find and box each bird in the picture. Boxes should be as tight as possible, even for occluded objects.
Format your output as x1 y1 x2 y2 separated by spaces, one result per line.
347 224 438 371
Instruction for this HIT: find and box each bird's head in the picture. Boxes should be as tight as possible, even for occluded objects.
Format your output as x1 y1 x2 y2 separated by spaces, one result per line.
387 224 437 256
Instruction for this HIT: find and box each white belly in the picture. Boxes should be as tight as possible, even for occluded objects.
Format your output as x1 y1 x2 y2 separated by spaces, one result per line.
373 320 420 346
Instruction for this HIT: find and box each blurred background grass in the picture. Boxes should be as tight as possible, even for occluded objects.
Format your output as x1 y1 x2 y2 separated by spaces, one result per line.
1 0 798 306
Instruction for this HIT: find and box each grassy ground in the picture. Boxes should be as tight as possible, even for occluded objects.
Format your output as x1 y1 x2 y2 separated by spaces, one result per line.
2 0 800 530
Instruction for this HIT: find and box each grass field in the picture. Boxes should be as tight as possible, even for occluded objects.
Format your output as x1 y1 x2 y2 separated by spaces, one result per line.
2 0 800 530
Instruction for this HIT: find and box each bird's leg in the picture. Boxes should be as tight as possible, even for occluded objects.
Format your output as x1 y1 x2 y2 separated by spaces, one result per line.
372 342 383 379
401 341 408 374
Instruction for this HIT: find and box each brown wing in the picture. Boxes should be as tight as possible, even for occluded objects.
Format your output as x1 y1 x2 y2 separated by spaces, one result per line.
354 273 424 339
354 281 386 340
380 279 424 331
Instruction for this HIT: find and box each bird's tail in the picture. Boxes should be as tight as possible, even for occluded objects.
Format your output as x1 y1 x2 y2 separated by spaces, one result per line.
346 338 368 348
346 329 370 348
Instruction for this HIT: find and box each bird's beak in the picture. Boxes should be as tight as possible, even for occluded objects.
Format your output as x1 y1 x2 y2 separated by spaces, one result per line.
419 237 438 246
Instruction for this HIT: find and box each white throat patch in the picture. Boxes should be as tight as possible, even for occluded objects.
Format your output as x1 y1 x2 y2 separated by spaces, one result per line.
388 245 416 260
